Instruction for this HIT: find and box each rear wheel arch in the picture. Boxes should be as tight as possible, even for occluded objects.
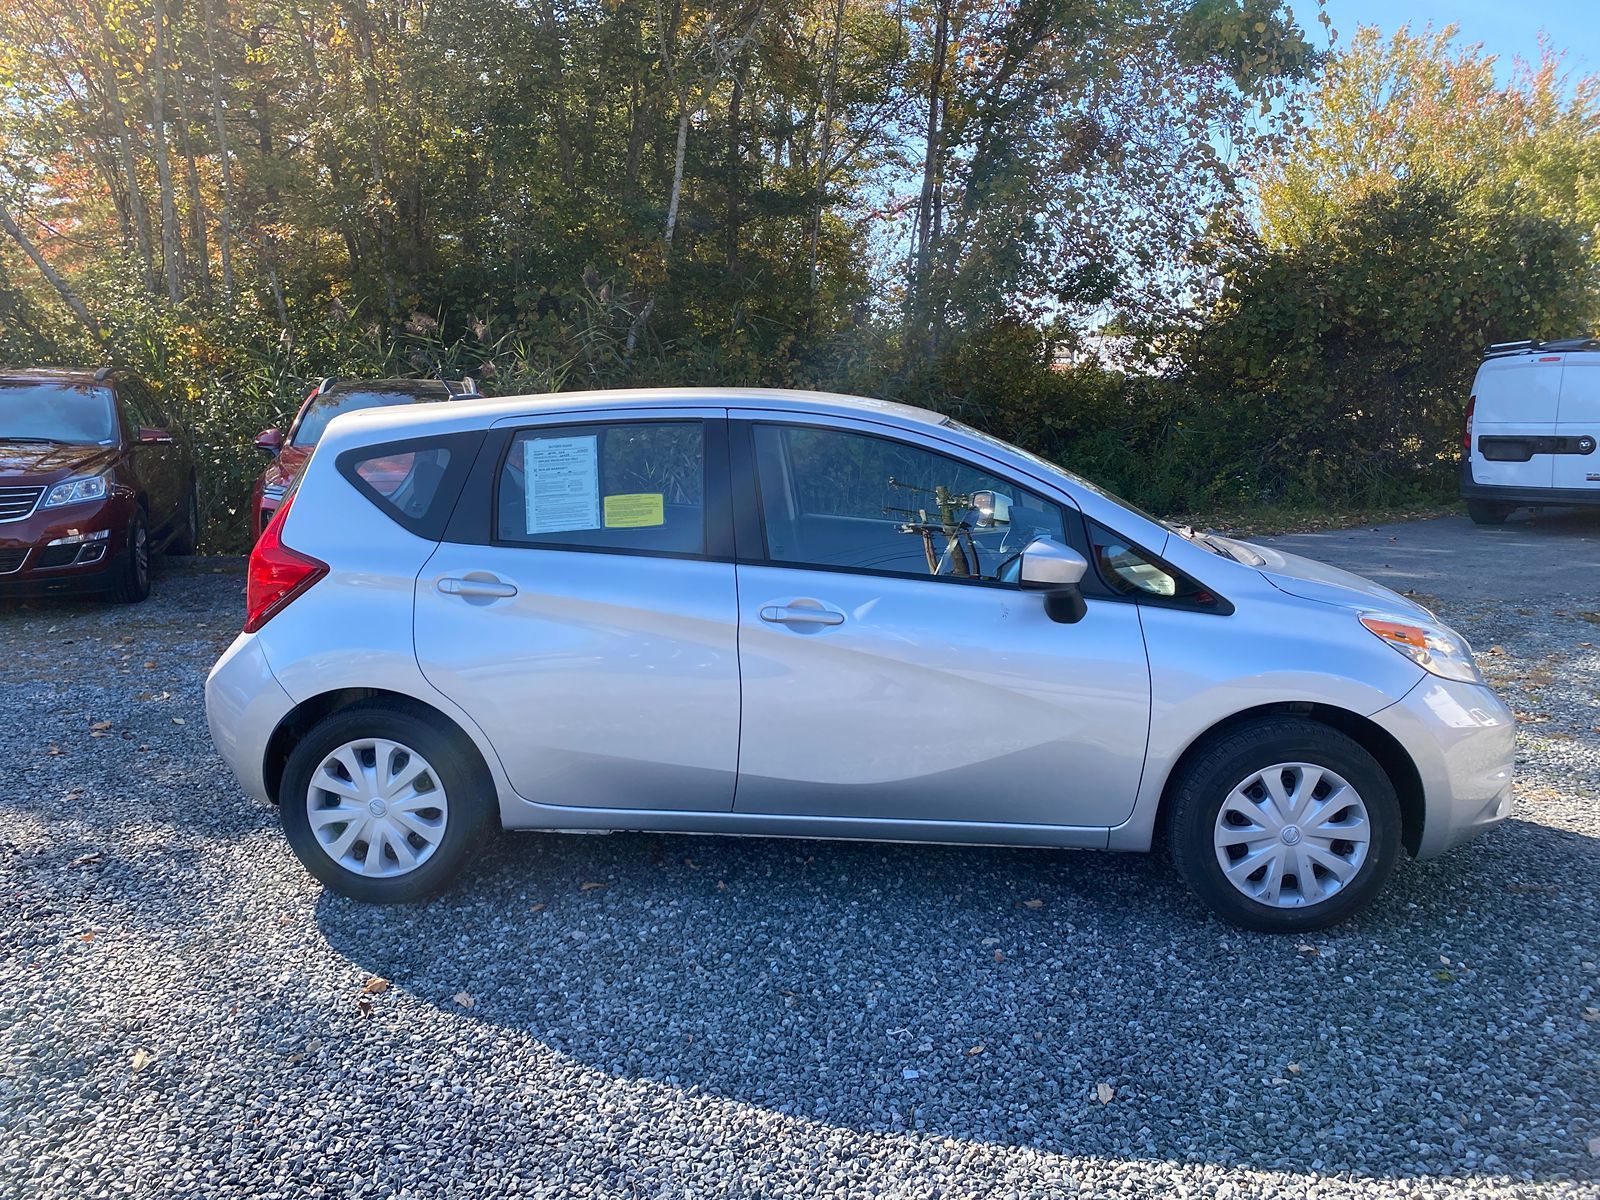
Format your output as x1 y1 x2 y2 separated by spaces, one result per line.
1154 702 1425 857
263 688 497 822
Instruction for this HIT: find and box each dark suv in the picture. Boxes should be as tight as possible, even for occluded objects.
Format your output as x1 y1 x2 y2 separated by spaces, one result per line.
0 368 198 602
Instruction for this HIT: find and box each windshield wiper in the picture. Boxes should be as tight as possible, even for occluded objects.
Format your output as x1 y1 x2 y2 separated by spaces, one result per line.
0 436 67 444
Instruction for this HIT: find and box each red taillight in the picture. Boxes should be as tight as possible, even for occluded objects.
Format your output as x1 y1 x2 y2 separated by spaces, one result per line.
244 495 328 633
1463 395 1475 451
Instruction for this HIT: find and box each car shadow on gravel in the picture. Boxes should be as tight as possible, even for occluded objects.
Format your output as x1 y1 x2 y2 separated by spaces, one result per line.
313 819 1598 1186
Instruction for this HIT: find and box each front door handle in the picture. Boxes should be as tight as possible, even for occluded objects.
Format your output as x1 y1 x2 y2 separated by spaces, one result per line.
759 603 845 627
437 576 518 599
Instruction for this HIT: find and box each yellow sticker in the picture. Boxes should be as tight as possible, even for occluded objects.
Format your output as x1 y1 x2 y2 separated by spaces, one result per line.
603 493 665 528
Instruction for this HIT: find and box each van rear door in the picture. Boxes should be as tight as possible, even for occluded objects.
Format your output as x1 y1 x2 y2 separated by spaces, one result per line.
1469 354 1562 490
1552 354 1600 494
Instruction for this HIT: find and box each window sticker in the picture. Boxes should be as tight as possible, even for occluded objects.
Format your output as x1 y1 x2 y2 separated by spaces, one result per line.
524 434 600 533
603 493 665 528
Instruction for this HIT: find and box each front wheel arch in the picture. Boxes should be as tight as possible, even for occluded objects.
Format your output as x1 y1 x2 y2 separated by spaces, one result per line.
1153 702 1425 857
263 688 497 826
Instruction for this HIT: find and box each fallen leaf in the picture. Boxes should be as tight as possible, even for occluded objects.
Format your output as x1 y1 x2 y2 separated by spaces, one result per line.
77 931 95 943
1096 1082 1114 1104
68 852 104 868
171 718 185 726
683 857 699 869
993 950 1005 963
1296 943 1319 956
530 903 546 914
716 879 728 891
130 1048 154 1073
90 730 108 739
1287 1062 1302 1074
90 720 112 731
47 744 63 757
284 1051 306 1065
356 997 374 1018
143 661 157 669
1022 899 1044 909
967 1045 984 1056
361 977 390 995
453 991 475 1009
579 881 607 892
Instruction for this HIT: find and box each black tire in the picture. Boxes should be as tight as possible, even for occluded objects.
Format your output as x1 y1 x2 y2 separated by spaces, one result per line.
278 705 495 902
1466 499 1513 526
1167 717 1401 933
110 508 152 604
166 482 200 555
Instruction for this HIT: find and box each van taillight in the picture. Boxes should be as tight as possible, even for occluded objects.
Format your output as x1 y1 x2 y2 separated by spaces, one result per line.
1463 395 1475 452
244 495 328 633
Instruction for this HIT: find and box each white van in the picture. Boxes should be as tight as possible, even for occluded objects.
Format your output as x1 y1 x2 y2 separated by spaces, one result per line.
1462 338 1600 524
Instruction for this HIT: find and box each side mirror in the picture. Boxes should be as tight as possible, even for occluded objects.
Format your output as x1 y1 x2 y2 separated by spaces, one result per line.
1018 537 1090 624
972 490 1012 528
254 428 284 457
138 426 175 445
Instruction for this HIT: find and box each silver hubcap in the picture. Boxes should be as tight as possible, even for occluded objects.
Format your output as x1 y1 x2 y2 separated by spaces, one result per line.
306 738 449 878
1213 762 1371 909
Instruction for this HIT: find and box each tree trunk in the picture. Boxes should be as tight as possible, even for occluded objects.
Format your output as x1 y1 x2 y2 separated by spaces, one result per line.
725 52 747 276
173 79 213 299
909 0 950 328
807 0 848 296
150 0 185 303
0 198 102 340
96 24 156 293
202 0 236 301
353 0 399 317
663 95 689 255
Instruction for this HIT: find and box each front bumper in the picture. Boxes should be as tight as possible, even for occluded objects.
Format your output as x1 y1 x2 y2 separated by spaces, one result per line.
0 495 133 592
205 632 296 807
1370 674 1516 859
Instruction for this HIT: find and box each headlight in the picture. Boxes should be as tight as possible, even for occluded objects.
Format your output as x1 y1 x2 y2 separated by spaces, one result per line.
1360 613 1484 684
41 476 108 509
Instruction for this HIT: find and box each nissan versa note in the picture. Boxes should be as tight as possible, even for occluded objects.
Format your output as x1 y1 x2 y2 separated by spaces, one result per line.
205 389 1515 932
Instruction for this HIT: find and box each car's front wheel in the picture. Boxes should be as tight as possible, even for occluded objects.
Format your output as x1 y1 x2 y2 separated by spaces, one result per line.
278 706 494 902
1167 717 1401 932
110 508 151 604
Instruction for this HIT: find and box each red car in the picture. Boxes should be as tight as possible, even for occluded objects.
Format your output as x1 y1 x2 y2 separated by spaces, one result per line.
0 368 198 602
250 377 479 538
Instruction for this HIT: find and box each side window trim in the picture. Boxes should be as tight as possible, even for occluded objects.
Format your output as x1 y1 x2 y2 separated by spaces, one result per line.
442 415 734 561
729 416 1083 584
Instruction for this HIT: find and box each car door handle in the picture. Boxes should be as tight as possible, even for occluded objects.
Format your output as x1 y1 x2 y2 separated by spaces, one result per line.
759 604 845 627
437 576 518 599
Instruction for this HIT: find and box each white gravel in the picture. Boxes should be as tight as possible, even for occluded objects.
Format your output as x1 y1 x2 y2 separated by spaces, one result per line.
1 533 1596 1198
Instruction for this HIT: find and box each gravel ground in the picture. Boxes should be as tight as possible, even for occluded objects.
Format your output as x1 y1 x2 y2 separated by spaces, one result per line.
1 524 1597 1199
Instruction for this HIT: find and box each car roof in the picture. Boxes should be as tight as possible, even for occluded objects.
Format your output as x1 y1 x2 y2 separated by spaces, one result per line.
324 386 947 437
0 367 120 386
321 377 463 399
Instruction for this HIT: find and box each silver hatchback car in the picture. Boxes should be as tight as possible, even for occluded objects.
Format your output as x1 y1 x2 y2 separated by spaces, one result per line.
206 388 1515 931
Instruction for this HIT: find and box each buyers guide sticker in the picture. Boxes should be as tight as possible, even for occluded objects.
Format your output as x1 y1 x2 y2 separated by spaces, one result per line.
524 434 600 533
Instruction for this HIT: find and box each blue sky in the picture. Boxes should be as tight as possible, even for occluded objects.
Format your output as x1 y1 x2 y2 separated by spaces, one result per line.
1290 0 1600 80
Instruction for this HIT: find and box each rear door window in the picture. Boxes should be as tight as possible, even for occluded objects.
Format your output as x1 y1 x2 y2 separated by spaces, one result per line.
336 432 483 540
495 421 707 557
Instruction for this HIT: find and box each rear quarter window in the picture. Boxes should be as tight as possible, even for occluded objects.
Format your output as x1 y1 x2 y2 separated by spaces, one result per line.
335 431 484 540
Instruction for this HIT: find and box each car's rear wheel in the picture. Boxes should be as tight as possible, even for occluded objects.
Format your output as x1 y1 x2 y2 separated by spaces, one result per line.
110 508 151 604
1167 717 1401 932
279 706 493 902
166 482 200 555
1466 499 1513 526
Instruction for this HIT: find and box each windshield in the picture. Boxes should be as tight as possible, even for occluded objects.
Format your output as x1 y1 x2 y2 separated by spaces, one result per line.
0 382 118 445
942 416 1250 560
942 417 1168 526
291 388 442 447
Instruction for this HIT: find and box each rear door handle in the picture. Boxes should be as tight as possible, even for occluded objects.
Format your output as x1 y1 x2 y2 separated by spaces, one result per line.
437 576 518 599
759 603 844 627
